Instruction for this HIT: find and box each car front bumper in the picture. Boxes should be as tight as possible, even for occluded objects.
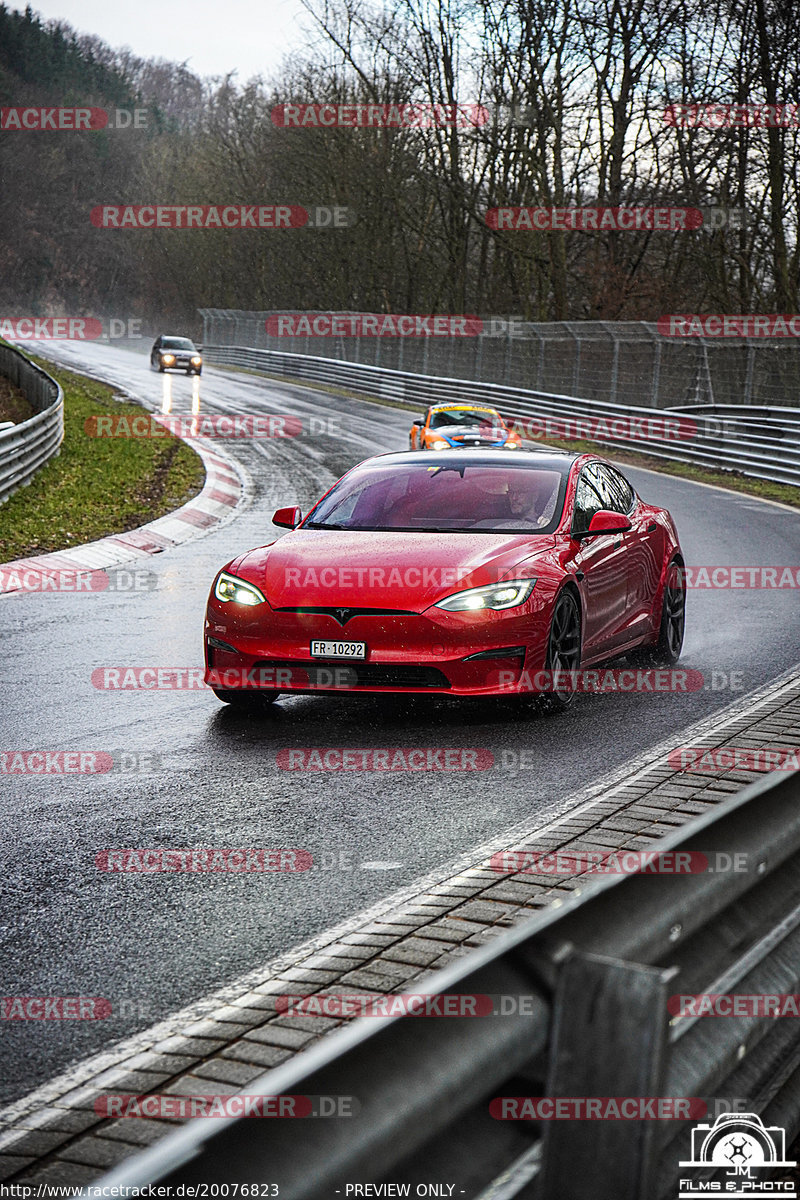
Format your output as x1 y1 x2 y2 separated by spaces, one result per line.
203 605 551 697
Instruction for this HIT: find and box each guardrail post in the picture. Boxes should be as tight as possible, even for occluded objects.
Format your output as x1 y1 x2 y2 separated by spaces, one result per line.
652 339 662 409
744 344 755 407
610 335 619 404
537 950 677 1200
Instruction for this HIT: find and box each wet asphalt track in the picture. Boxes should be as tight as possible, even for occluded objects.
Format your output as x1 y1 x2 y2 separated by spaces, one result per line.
2 340 800 1103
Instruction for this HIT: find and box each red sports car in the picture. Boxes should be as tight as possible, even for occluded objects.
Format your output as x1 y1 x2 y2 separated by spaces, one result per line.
204 450 685 710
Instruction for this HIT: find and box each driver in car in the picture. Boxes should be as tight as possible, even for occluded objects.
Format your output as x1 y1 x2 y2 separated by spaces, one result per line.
501 474 558 528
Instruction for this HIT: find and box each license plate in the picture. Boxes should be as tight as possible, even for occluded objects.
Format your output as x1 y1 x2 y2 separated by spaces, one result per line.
310 640 367 659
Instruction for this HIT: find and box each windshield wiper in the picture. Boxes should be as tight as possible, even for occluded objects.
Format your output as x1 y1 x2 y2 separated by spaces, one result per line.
304 521 348 529
428 464 467 478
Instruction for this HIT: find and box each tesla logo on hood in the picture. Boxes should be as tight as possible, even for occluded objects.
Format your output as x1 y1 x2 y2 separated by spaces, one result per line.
334 608 355 625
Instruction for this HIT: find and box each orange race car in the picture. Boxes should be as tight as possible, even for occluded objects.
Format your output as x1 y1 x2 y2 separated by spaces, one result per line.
409 404 523 451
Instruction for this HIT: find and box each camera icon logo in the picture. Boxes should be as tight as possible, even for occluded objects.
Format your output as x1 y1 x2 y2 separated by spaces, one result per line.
679 1112 796 1196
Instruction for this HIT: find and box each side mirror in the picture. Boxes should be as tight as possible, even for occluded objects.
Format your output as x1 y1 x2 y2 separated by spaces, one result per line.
272 505 302 529
578 509 632 538
412 418 425 427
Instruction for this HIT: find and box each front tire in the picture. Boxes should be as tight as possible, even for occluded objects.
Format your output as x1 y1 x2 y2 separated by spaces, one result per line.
540 588 582 711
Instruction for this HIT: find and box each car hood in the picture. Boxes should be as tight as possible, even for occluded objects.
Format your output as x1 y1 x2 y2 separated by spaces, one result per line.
229 531 558 611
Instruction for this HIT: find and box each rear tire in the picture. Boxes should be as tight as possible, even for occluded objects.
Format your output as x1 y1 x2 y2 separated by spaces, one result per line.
212 688 279 707
638 558 685 666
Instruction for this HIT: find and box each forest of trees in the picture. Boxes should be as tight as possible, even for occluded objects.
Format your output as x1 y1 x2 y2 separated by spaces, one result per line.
1 0 799 327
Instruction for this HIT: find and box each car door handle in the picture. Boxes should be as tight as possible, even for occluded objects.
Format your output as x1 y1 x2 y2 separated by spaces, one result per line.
647 521 657 532
613 537 622 547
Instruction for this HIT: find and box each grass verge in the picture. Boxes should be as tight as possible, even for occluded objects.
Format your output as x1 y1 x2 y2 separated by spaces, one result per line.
0 375 33 425
0 351 206 561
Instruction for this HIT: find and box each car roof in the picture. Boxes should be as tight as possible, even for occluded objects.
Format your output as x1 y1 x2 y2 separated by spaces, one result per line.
428 404 500 413
358 448 584 470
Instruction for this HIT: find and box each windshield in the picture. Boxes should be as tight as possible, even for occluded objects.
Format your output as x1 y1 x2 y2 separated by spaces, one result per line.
429 408 505 430
161 337 196 350
305 462 568 533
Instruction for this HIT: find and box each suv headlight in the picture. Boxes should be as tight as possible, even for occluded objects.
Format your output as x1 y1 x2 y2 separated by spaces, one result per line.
191 355 202 365
214 571 266 606
162 353 175 364
434 579 536 612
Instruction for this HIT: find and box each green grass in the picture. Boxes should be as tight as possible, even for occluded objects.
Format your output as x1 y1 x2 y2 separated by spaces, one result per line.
0 352 206 561
223 364 800 509
0 375 33 425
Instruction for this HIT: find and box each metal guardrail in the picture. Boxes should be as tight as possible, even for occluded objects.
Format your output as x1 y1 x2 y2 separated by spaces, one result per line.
203 345 800 488
89 765 800 1199
0 343 64 504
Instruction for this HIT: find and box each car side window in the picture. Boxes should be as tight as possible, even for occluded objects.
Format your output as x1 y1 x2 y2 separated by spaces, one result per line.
572 466 606 536
596 464 635 514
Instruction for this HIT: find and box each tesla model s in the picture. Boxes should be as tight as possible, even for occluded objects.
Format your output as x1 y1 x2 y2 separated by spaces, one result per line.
204 450 685 710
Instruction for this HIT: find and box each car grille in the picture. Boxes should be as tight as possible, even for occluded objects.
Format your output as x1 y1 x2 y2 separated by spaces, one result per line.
253 659 450 689
273 607 414 625
451 438 502 446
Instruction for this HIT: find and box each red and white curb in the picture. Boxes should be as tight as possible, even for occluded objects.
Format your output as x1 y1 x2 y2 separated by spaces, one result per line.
0 438 247 594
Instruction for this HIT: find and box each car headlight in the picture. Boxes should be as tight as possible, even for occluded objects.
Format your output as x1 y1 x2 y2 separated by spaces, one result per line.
214 571 266 606
434 579 536 612
505 440 519 448
432 439 450 448
191 356 202 365
162 354 175 364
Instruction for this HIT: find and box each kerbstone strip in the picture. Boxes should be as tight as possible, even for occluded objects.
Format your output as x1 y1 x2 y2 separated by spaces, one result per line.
1 675 799 1183
0 439 245 593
